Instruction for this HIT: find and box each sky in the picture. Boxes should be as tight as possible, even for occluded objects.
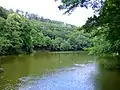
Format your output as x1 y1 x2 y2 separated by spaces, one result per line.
0 0 94 26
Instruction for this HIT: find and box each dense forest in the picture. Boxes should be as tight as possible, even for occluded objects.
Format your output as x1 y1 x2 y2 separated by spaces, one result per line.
0 6 91 55
1 0 119 56
57 0 120 55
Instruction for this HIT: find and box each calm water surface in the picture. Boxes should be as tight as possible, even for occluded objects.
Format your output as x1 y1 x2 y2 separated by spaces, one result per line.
0 51 120 90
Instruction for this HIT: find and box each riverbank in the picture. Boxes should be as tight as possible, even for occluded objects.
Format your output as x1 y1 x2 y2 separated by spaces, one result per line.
0 49 85 56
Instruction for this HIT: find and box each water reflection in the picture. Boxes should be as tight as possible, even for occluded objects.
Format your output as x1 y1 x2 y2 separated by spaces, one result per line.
0 52 96 90
19 64 99 90
0 55 30 90
1 52 120 90
99 56 120 90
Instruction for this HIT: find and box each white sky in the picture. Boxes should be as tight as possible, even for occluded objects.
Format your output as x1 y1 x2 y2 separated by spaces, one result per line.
0 0 94 26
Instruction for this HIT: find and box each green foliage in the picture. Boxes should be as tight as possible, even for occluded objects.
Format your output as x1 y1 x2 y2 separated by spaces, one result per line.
0 6 9 19
58 0 120 55
0 6 91 55
67 30 91 50
98 0 120 54
56 0 104 14
85 0 120 55
60 41 71 51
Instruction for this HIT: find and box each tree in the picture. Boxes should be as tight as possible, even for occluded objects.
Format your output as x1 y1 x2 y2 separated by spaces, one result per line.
0 6 8 19
60 41 71 51
5 13 22 53
56 0 104 14
67 30 91 50
98 0 120 54
57 0 120 55
20 19 33 53
0 6 91 55
51 37 63 51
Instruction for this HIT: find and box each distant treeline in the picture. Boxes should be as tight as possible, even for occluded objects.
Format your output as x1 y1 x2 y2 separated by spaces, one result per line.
0 6 91 55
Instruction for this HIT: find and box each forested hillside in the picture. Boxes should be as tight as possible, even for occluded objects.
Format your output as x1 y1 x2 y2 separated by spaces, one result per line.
0 6 91 55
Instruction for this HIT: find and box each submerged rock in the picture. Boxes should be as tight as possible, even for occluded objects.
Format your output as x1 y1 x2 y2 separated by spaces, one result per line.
0 68 4 73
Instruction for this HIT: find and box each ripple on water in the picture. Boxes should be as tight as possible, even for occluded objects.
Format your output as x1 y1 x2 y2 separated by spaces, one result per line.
18 63 99 90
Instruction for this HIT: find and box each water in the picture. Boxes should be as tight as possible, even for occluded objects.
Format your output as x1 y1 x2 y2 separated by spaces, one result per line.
0 51 120 90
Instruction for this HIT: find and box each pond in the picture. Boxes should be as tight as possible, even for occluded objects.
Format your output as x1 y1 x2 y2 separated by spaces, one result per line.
0 51 120 90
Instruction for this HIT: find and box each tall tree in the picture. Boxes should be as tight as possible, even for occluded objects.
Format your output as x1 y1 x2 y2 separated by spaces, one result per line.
57 0 120 55
56 0 104 14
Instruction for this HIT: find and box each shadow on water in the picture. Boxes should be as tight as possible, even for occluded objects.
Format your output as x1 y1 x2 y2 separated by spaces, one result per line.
0 57 5 73
99 55 120 70
98 55 120 90
0 55 31 90
1 52 120 90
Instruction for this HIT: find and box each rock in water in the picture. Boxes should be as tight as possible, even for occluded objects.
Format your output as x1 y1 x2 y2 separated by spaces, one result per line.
0 68 4 73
